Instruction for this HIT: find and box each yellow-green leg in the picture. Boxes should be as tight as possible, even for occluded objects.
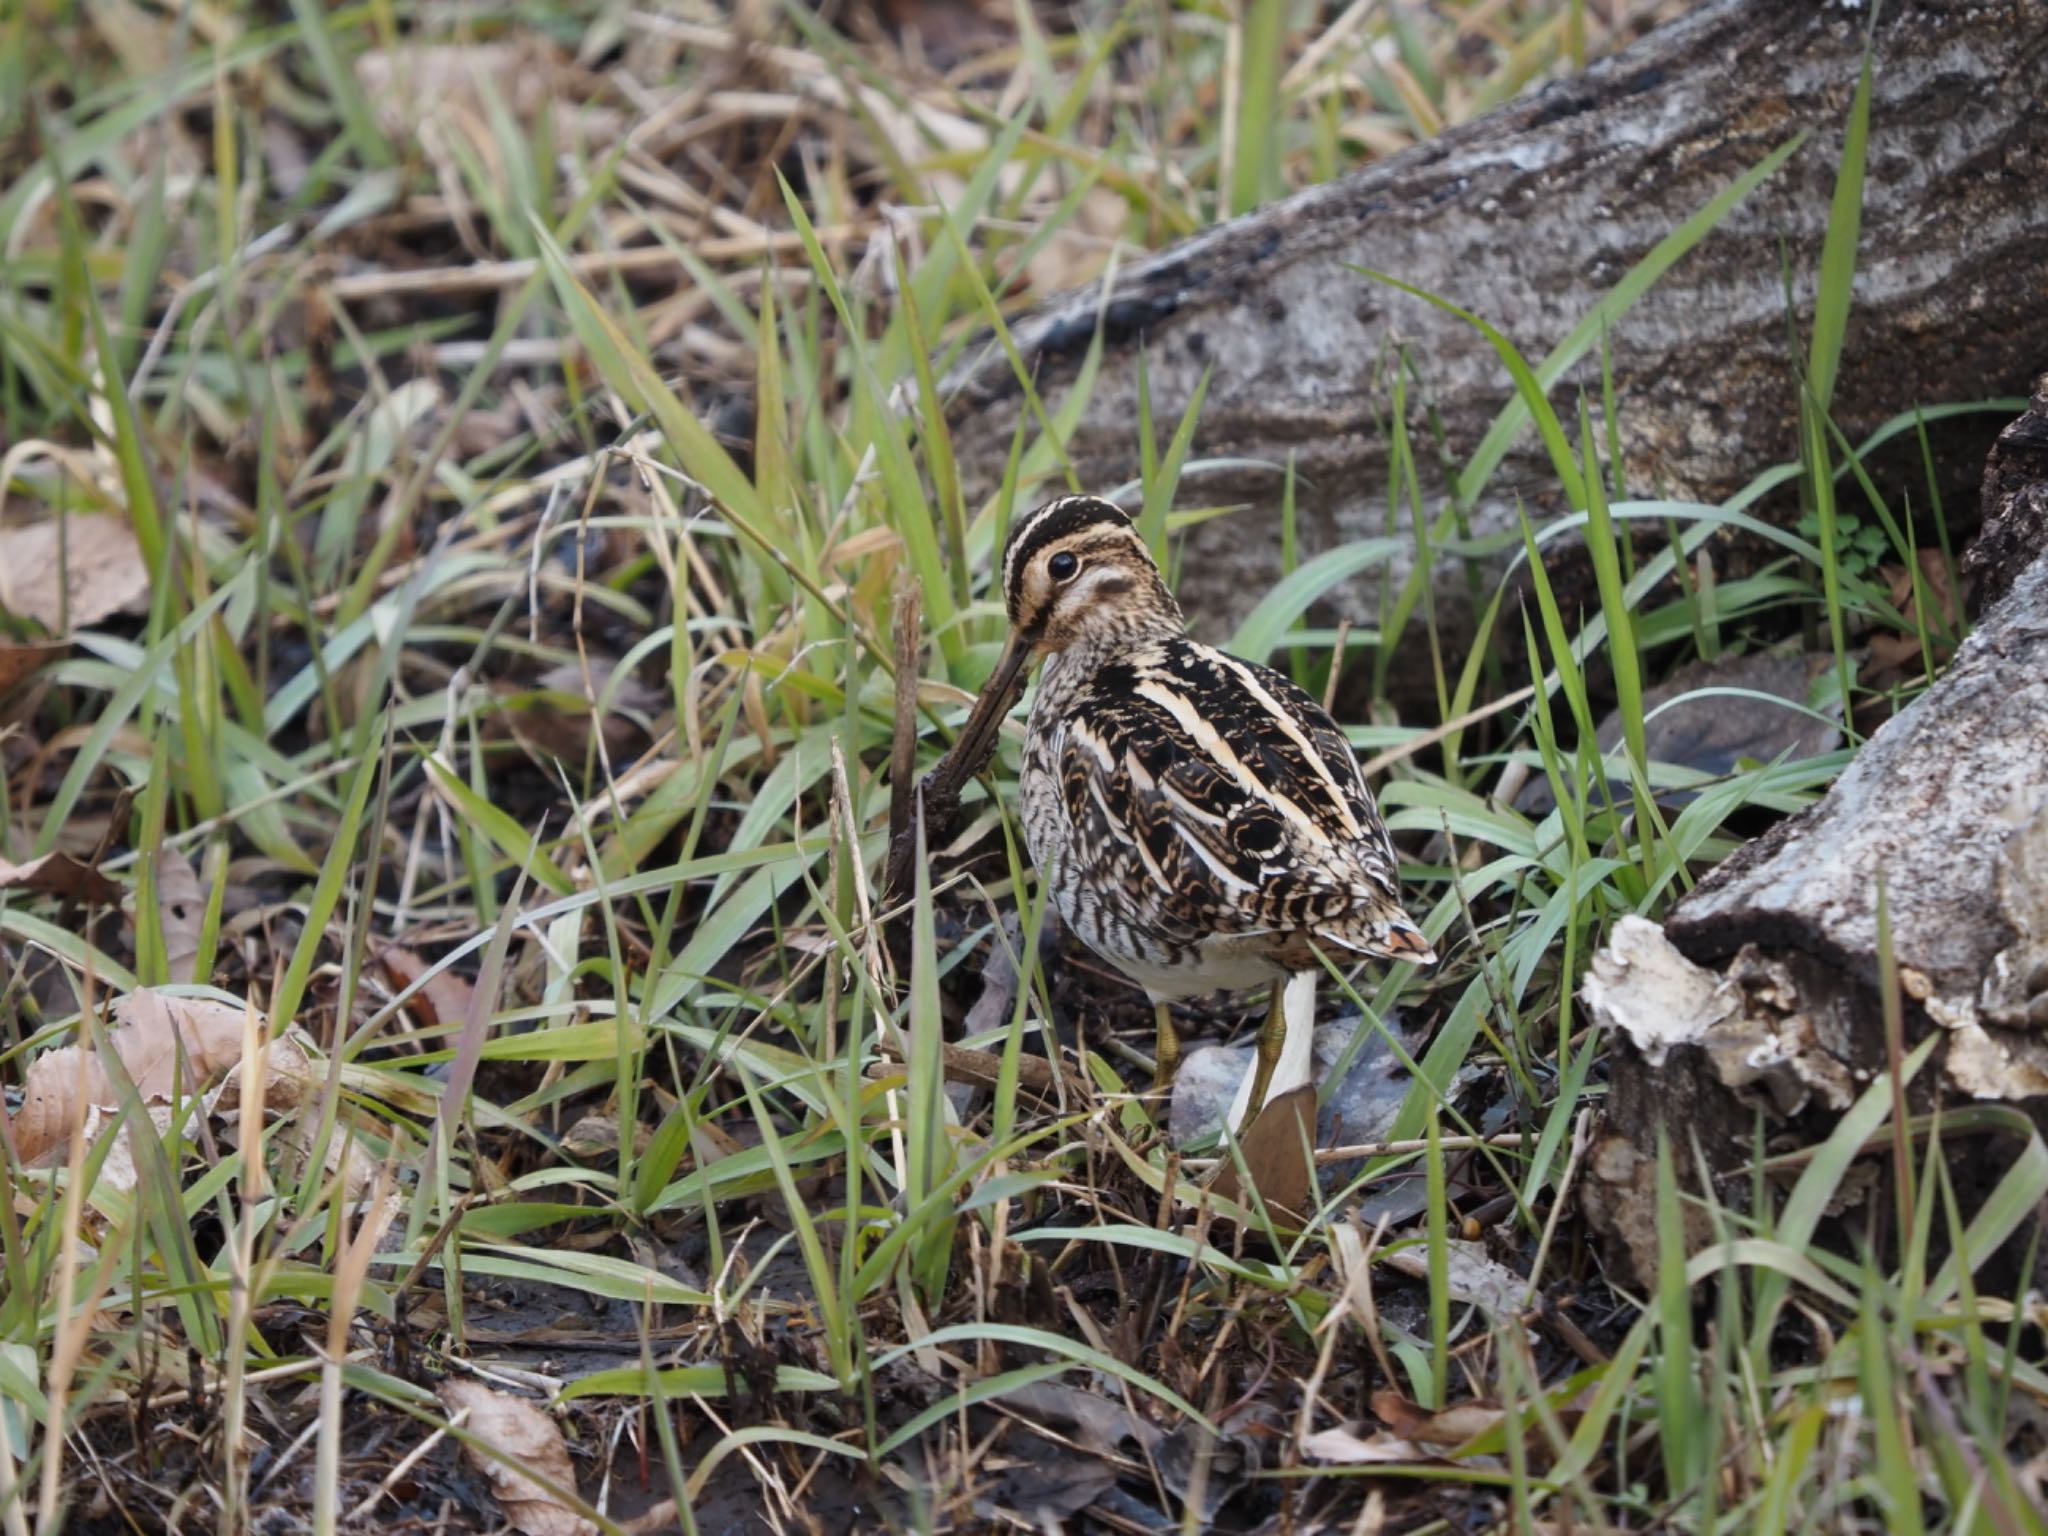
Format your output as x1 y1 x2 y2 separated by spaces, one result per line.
1239 982 1288 1125
1153 1001 1181 1098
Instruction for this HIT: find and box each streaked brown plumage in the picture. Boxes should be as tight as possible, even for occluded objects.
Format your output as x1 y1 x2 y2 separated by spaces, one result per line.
950 494 1434 1128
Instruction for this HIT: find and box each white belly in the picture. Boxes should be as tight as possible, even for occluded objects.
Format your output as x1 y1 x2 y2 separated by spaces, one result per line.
1099 940 1282 1001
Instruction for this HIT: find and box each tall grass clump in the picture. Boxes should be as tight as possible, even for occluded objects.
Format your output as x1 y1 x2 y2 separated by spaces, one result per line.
0 0 2038 1531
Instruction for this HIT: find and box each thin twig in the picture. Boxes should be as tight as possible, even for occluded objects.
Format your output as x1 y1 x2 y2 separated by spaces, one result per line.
326 227 863 301
1359 682 1538 778
883 578 924 910
868 1038 1065 1095
1311 1130 1533 1164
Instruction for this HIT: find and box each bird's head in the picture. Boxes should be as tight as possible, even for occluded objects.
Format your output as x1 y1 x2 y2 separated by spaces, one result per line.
999 494 1181 648
945 494 1183 775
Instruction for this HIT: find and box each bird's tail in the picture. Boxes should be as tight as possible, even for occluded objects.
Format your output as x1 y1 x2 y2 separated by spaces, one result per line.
1374 918 1437 966
1318 913 1438 967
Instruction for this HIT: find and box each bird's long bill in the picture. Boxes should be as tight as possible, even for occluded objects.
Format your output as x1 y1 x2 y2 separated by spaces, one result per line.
934 631 1035 794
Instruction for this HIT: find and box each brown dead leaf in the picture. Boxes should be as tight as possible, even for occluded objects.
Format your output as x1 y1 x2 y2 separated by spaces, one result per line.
377 945 477 1030
1885 548 1966 631
0 852 123 907
0 639 68 694
997 1381 1163 1460
561 1113 652 1161
490 662 662 766
1863 629 1925 686
689 1116 745 1168
241 1046 389 1208
87 1102 179 1195
211 1027 319 1118
1369 1389 1506 1450
1867 551 1973 689
617 1502 683 1536
11 991 250 1164
1208 1084 1317 1223
0 517 151 632
437 1380 596 1536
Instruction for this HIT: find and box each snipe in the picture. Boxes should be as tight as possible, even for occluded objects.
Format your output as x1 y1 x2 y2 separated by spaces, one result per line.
947 495 1435 1129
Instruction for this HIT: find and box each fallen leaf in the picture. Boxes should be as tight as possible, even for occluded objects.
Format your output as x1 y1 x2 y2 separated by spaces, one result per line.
0 852 123 907
689 1117 744 1168
1369 1389 1506 1450
1381 1238 1527 1319
490 661 662 766
1170 1011 1411 1154
1208 1084 1317 1223
377 945 477 1029
437 1380 596 1536
617 1502 682 1536
972 1437 1118 1526
960 911 1023 1038
1885 548 1966 632
0 639 68 694
1863 553 1971 692
88 1102 178 1195
152 850 206 985
997 1381 1162 1459
17 1005 319 1199
0 517 151 632
12 991 250 1164
241 1051 388 1207
561 1113 652 1161
1153 1401 1277 1524
1301 1425 1450 1465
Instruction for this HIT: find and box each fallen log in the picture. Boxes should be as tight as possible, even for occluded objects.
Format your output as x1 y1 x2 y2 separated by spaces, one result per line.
1579 380 2048 1288
947 0 2048 686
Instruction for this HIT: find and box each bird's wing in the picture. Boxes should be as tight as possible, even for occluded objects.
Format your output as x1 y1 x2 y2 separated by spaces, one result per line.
1053 641 1403 942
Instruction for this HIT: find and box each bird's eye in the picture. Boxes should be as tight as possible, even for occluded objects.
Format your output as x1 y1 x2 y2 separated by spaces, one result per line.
1048 551 1080 581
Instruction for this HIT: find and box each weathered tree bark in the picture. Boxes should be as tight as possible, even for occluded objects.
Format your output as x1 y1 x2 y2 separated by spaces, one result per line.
948 0 2048 684
1578 383 2048 1287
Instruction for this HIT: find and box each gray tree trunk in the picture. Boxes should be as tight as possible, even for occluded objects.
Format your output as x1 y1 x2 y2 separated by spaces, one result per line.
1662 380 2048 1089
946 0 2048 686
1577 383 2048 1288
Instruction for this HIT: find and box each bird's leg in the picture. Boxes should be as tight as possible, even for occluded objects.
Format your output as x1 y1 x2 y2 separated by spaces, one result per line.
1153 1001 1181 1100
1226 973 1317 1133
1240 981 1288 1126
